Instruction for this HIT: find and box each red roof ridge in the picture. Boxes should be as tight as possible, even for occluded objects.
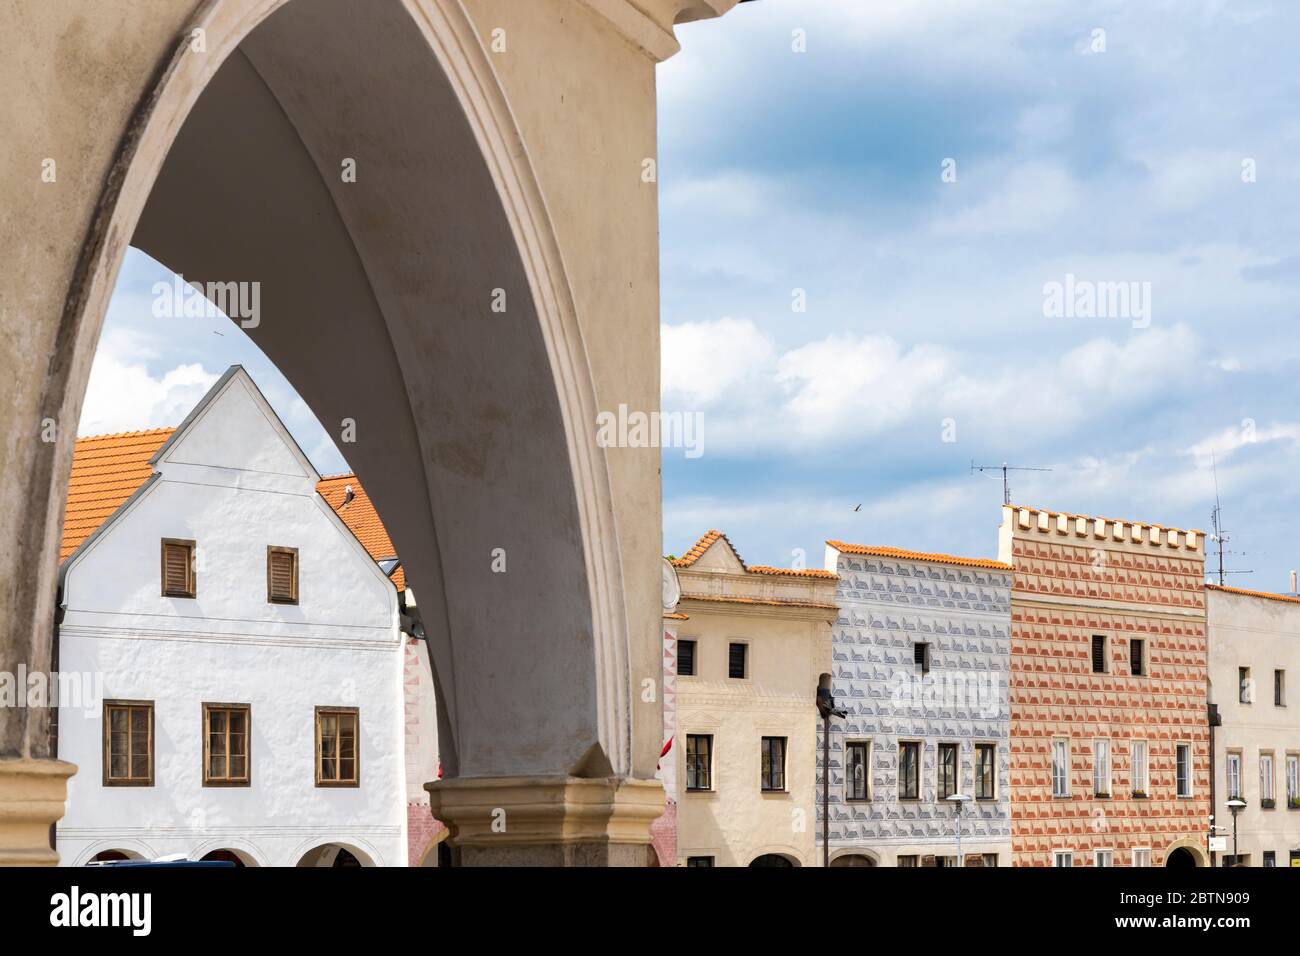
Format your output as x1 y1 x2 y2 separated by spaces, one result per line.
74 426 177 442
827 540 1013 571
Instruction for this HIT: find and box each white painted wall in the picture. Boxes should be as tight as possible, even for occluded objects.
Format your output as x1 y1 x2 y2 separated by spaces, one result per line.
56 368 406 867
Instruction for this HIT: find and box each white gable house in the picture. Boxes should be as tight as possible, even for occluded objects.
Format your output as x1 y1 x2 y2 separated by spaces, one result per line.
55 367 407 867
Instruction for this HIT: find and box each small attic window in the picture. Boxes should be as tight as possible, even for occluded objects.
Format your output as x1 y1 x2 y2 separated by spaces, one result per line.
267 546 299 605
161 539 196 598
378 558 400 576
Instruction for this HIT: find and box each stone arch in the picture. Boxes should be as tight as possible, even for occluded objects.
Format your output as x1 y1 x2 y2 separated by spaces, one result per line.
828 848 880 867
36 0 633 786
748 848 803 867
191 839 265 867
74 839 155 867
1163 839 1207 867
296 841 379 868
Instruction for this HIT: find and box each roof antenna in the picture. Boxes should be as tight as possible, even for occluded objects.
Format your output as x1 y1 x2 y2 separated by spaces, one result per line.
970 460 1052 505
1208 453 1252 585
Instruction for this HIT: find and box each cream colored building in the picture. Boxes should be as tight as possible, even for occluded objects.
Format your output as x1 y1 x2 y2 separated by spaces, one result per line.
1208 584 1300 867
669 531 837 867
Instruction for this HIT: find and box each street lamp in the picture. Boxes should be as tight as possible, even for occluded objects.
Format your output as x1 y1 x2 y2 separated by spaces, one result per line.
947 793 972 867
1226 798 1246 866
816 673 847 868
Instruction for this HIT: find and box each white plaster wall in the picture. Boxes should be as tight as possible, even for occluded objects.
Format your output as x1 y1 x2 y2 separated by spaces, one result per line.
56 371 405 866
1208 588 1300 866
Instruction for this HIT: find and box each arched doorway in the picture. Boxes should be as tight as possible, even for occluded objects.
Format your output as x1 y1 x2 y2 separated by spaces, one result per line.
830 853 877 867
1165 847 1199 867
750 854 797 868
200 849 248 867
297 843 376 868
86 849 141 865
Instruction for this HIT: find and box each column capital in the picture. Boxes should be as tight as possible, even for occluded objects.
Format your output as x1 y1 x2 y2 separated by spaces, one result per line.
575 0 743 62
0 758 76 866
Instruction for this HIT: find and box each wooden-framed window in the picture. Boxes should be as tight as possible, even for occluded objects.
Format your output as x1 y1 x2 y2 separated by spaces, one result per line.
103 699 154 786
1240 666 1253 703
203 703 250 786
1176 743 1192 797
1051 737 1070 797
1131 740 1149 796
1053 850 1073 868
686 856 714 867
1093 739 1110 797
846 741 870 800
1226 750 1242 801
1276 669 1286 707
1129 638 1145 676
686 734 712 792
760 736 786 792
315 706 359 787
678 639 696 677
727 642 747 679
160 538 196 598
937 742 959 799
1287 753 1299 809
1260 752 1276 808
981 853 998 868
898 741 920 800
1094 849 1114 867
975 743 996 799
1132 847 1152 867
913 641 931 674
896 855 918 867
1091 635 1107 674
266 546 299 605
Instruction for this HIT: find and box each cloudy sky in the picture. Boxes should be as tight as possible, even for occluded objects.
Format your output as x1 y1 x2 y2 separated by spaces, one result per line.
658 0 1300 587
88 0 1300 590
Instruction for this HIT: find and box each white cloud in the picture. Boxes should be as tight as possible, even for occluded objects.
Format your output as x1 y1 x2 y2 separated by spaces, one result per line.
77 332 219 436
661 316 775 404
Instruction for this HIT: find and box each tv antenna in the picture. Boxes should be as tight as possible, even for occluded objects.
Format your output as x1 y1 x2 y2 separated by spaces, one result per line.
1208 453 1253 586
970 460 1053 505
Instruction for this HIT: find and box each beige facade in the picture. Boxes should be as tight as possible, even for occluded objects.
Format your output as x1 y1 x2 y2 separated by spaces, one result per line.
0 0 742 864
1207 585 1300 866
670 532 837 867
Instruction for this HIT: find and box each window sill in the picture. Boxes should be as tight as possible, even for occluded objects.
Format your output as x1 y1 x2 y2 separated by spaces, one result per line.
760 789 789 798
684 789 717 798
1260 800 1277 810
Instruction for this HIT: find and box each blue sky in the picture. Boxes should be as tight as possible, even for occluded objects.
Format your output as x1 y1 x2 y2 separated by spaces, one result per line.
89 0 1300 589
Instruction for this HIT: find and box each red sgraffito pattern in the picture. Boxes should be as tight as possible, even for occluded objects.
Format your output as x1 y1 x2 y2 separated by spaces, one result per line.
1008 532 1210 866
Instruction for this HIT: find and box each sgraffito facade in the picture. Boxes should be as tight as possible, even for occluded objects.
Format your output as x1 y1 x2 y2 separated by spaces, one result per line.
820 542 1014 867
999 505 1210 867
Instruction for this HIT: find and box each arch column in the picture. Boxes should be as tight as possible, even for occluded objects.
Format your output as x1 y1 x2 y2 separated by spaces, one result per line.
0 0 740 866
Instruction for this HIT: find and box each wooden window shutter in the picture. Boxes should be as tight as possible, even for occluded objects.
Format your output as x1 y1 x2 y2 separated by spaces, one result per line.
1091 635 1106 673
161 539 196 597
267 547 298 604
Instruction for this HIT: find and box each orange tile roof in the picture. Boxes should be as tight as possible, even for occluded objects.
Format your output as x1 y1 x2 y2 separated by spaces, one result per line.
670 529 740 568
62 433 404 590
61 428 174 561
317 475 404 591
748 565 838 579
670 530 830 578
826 540 1013 572
1206 583 1300 606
